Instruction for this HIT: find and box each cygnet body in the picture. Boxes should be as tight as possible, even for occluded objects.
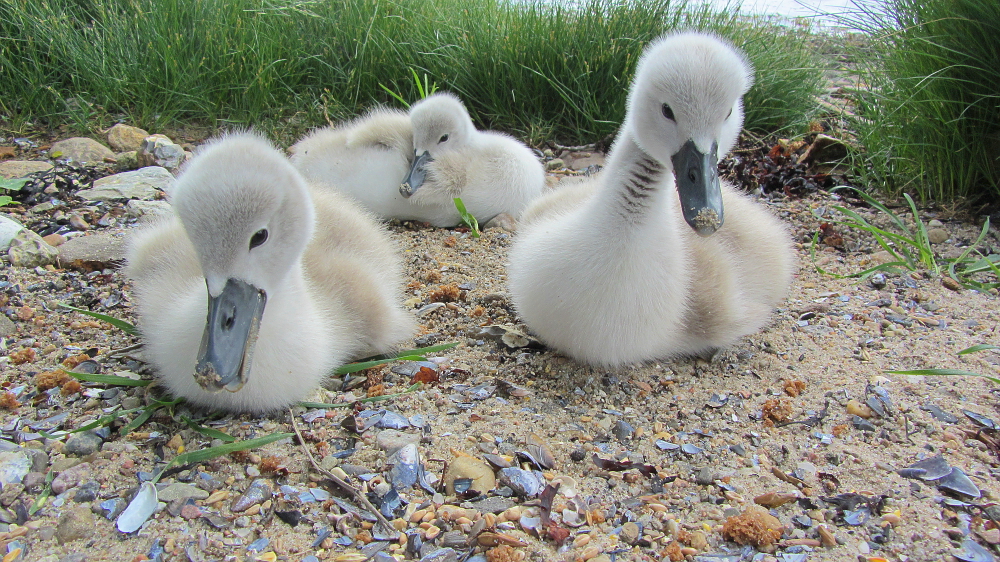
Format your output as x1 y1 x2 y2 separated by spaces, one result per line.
291 94 545 226
127 133 414 412
508 32 795 367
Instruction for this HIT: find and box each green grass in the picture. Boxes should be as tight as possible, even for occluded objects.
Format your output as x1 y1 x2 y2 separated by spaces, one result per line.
811 187 999 289
0 0 824 144
839 0 1000 205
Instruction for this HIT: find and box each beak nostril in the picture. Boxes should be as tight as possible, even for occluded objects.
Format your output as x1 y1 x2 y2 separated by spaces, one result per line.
688 169 698 182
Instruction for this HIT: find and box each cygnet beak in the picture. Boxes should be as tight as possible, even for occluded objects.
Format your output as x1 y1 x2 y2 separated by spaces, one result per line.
193 278 267 392
671 139 724 236
399 150 433 197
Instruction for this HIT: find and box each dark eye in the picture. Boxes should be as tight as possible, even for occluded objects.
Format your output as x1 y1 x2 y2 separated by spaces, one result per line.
726 107 734 119
661 104 675 121
439 134 449 143
249 229 268 250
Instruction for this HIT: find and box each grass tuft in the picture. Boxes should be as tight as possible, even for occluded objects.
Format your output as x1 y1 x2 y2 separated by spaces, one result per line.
838 0 1000 205
1 0 823 143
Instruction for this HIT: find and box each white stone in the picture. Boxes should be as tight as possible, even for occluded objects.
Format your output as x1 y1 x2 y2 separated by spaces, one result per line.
0 215 26 250
76 166 174 201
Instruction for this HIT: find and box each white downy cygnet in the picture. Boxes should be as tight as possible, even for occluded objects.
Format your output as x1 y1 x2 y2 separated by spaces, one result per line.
127 133 414 412
291 94 545 226
508 32 795 367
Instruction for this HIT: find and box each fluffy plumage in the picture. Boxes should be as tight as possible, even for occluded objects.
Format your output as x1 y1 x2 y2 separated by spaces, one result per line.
508 32 795 367
127 133 414 412
290 94 545 226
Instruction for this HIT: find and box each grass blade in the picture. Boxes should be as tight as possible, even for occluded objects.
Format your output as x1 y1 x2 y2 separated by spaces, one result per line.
333 342 458 375
153 432 294 483
121 406 157 434
180 416 236 443
59 304 139 336
64 370 152 387
28 469 56 516
958 344 1000 355
888 368 1000 385
453 197 480 238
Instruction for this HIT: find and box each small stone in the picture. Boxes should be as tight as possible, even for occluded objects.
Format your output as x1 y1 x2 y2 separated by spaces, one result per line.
926 228 949 244
64 431 104 456
376 429 420 456
68 214 90 231
443 455 496 495
180 503 202 520
114 151 139 171
418 548 458 562
483 212 516 232
846 399 873 419
620 521 641 545
49 137 114 165
8 228 58 267
695 467 715 485
76 166 174 201
73 481 99 502
612 420 634 442
137 134 189 172
22 472 46 491
125 199 171 219
57 231 126 267
545 158 565 171
817 524 836 547
0 160 53 179
51 462 92 494
0 216 26 251
107 124 150 152
55 506 96 544
0 316 15 337
41 233 67 247
942 277 961 291
157 482 209 502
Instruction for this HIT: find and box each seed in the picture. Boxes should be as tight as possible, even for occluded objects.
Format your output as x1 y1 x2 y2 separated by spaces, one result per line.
424 525 441 540
410 509 427 523
581 546 600 560
573 534 591 547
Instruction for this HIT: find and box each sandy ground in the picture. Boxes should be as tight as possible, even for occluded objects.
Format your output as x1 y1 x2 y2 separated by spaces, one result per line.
1 166 999 562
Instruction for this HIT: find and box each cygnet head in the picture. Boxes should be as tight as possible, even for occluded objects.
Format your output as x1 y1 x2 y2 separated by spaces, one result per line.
171 132 315 393
624 32 753 235
400 92 475 197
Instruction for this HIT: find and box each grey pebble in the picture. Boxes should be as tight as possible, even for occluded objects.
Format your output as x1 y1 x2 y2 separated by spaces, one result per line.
231 479 272 512
613 419 635 442
64 431 104 457
695 467 715 485
73 481 99 502
157 482 209 502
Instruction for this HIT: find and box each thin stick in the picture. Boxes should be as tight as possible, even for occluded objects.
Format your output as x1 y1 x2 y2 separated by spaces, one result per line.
288 409 398 538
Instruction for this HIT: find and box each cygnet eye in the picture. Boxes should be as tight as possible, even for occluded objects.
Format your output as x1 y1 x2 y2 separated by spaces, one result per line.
439 134 449 143
661 104 675 121
249 229 268 250
726 107 733 120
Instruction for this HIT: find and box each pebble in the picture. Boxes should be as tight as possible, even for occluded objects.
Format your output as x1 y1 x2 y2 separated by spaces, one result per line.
7 228 58 267
620 521 640 545
137 134 189 172
106 124 150 152
545 158 565 171
49 137 114 164
76 166 174 201
0 160 52 179
73 480 99 502
64 431 104 457
157 482 209 502
376 430 420 456
927 228 949 244
51 462 91 494
55 506 95 544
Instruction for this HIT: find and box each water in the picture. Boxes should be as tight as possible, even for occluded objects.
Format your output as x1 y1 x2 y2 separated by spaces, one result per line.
700 0 882 27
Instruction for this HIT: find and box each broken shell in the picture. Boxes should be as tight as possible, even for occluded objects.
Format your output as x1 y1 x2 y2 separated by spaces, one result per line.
498 467 544 497
522 433 556 470
232 479 273 512
444 456 496 495
478 532 528 547
388 443 421 490
937 467 981 499
117 482 158 533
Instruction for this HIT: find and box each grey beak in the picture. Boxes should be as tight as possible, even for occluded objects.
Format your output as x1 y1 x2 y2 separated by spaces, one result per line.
399 150 433 198
193 278 267 392
671 139 724 236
